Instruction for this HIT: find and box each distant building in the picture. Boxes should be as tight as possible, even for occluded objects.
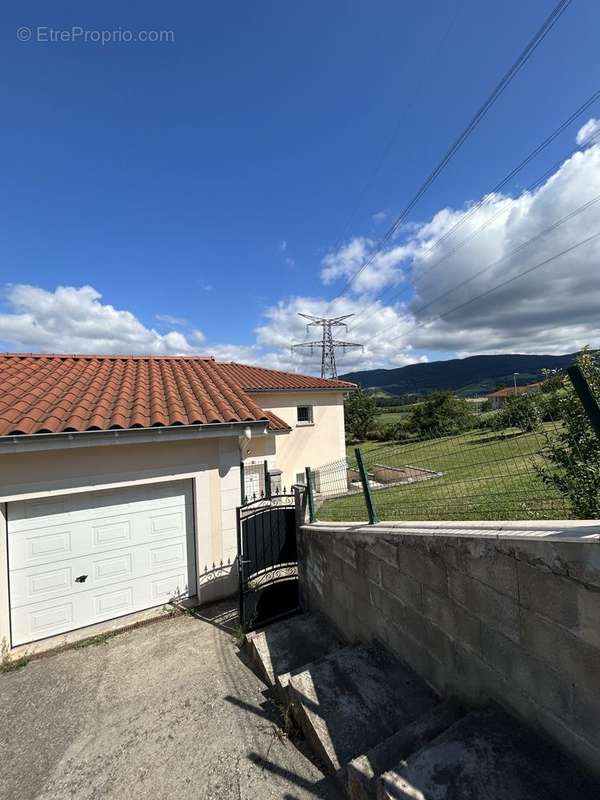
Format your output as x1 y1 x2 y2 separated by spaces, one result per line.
488 382 542 410
465 397 489 414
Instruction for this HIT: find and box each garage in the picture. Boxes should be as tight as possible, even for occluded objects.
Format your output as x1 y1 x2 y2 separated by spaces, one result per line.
0 352 325 652
7 479 196 646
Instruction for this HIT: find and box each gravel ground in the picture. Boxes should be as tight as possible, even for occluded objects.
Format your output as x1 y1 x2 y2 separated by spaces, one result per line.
0 603 339 800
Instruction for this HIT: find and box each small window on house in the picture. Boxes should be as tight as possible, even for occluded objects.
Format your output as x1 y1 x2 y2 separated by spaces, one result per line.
297 405 314 424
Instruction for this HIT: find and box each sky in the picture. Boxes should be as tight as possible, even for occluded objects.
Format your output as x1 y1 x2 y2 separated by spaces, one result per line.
1 0 600 374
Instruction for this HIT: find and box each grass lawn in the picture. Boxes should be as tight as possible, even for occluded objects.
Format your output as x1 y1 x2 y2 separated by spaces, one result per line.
375 404 420 428
320 424 569 522
375 411 408 426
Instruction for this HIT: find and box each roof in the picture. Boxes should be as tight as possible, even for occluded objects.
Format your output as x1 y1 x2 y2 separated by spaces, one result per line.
218 362 355 392
0 354 355 437
488 382 542 398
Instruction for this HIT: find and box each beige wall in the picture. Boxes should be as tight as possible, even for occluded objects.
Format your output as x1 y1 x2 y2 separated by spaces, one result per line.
0 390 348 647
0 504 8 654
0 435 241 648
241 391 347 489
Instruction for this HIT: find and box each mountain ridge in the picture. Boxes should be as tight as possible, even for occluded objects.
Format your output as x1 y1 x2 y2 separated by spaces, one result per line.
339 352 577 396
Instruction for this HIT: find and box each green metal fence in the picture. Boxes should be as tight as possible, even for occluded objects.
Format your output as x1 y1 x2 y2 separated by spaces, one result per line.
308 363 600 524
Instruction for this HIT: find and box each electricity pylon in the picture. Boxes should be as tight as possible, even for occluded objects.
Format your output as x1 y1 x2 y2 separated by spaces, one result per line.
291 313 363 379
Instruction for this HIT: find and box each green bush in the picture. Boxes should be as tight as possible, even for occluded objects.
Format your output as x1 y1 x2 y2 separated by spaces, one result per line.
493 392 541 433
541 368 564 393
536 349 600 518
409 392 474 438
537 389 563 421
344 389 377 442
373 421 413 442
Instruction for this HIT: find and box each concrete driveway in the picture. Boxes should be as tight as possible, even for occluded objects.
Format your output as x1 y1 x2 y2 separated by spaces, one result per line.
0 604 339 800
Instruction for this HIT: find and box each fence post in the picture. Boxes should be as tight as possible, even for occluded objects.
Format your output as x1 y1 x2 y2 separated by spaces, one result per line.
264 459 271 498
293 483 307 529
236 505 244 628
567 364 600 439
355 447 379 525
239 461 245 504
305 466 317 523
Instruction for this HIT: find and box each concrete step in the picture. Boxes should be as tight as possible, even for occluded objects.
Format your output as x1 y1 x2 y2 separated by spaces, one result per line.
378 703 600 800
342 699 462 800
288 642 439 775
245 612 344 696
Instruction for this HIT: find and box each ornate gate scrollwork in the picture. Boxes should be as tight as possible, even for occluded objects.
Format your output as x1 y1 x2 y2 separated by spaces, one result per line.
236 493 298 631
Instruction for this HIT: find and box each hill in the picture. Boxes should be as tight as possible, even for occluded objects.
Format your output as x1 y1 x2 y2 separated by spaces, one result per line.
340 352 577 396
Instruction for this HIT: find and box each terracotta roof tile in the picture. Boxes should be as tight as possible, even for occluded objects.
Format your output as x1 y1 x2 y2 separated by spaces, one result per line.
262 411 291 432
0 354 353 437
217 362 356 392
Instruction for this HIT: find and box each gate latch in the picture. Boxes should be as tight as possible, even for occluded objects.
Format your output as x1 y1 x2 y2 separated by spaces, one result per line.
75 575 88 583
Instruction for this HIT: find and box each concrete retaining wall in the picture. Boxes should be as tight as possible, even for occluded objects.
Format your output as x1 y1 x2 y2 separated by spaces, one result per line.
299 521 600 776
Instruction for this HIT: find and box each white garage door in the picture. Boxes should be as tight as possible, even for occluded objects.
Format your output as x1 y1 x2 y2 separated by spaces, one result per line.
7 480 196 646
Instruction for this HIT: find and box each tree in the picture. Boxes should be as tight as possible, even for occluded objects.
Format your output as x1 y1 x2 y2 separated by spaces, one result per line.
541 368 564 393
493 392 541 433
344 389 377 442
533 368 565 421
536 349 600 518
374 420 412 442
409 392 473 438
537 387 562 422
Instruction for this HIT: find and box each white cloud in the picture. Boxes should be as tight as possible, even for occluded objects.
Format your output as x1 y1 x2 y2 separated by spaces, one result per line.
0 283 307 369
403 138 600 356
320 237 370 286
252 120 600 371
576 117 600 147
190 329 206 343
156 313 188 326
320 237 411 295
255 295 421 373
207 342 261 363
278 239 295 267
3 120 599 376
0 285 200 355
372 210 387 224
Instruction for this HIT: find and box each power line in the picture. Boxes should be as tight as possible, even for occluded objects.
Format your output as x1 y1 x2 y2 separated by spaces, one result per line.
290 314 363 378
363 191 600 351
390 228 600 344
406 89 600 279
412 193 600 319
329 0 463 256
330 0 573 303
350 95 600 327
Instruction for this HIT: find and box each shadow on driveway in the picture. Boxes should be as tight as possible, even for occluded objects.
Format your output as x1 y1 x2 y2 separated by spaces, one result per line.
0 601 340 800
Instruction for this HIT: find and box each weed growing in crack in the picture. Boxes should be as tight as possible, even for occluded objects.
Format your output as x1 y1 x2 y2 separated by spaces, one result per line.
72 632 114 649
274 699 300 740
0 637 30 674
233 625 247 648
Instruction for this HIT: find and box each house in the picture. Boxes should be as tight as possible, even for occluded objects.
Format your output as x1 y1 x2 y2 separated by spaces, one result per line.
464 397 489 414
0 353 354 649
488 381 542 410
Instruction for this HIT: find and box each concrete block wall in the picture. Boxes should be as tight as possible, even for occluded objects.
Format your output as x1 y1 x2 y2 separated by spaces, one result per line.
298 523 600 777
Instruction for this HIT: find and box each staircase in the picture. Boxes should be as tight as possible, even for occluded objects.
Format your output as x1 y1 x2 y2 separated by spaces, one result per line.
246 612 600 800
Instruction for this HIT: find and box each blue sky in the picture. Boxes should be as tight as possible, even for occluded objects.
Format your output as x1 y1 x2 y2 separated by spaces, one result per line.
1 1 600 372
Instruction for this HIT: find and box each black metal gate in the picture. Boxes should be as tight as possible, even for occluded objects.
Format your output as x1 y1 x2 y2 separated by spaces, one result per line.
236 493 299 631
